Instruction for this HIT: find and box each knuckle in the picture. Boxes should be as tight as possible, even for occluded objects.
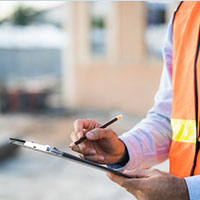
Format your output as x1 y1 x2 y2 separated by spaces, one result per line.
119 180 126 188
108 174 114 181
105 128 113 137
92 129 101 139
70 131 75 137
84 155 94 162
125 188 130 193
125 186 133 193
79 153 84 159
73 119 78 126
70 145 75 151
99 129 105 138
72 147 80 153
70 131 78 141
73 119 82 127
134 168 141 174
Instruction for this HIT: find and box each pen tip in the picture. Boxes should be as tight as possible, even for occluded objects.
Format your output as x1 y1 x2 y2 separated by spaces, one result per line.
116 114 123 120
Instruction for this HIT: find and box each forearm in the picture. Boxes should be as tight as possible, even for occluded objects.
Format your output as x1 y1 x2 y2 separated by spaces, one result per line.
119 111 172 170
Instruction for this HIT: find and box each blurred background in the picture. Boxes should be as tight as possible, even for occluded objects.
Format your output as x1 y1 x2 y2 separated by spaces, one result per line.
0 1 178 200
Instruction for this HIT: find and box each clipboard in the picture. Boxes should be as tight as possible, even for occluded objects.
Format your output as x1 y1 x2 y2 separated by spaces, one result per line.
9 138 131 178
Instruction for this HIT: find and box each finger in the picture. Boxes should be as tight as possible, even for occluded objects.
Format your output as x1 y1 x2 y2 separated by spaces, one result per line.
70 145 96 155
107 172 143 190
107 172 127 187
70 131 85 149
70 134 95 155
82 154 105 163
79 153 84 159
124 168 150 178
73 120 84 138
70 131 79 142
70 131 85 151
70 142 86 153
73 119 101 138
86 128 113 141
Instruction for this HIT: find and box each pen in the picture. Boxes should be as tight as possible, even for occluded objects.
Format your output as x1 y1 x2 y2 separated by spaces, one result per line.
74 114 123 145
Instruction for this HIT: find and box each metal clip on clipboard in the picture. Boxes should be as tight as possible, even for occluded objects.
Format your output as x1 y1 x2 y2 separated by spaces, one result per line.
9 138 131 178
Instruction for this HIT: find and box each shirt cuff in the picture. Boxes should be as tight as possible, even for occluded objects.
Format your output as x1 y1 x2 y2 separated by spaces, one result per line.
185 175 200 200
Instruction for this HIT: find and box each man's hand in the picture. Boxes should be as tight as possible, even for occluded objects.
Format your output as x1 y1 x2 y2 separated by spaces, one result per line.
70 119 127 164
107 168 189 200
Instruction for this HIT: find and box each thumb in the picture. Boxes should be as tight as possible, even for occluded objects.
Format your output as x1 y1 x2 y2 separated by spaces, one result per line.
107 172 143 191
86 128 113 141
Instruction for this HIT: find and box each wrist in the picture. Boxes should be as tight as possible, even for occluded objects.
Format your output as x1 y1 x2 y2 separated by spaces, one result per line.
182 178 190 200
114 139 129 166
169 175 189 200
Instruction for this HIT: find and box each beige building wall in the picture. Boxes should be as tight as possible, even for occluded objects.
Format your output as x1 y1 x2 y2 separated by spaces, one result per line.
106 2 146 64
76 61 162 115
63 2 175 115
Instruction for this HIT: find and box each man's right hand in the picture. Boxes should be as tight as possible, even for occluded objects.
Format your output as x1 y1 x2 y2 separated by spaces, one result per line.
70 119 127 164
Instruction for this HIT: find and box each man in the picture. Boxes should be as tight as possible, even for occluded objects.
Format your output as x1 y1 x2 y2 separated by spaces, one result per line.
70 2 200 199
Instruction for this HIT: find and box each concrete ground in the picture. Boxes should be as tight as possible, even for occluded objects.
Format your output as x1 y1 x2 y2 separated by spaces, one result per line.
0 110 169 200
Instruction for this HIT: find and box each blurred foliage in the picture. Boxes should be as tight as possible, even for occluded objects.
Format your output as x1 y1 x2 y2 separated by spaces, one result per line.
10 5 37 26
91 17 104 29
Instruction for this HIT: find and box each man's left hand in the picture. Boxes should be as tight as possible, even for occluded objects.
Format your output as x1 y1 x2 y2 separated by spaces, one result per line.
107 168 189 200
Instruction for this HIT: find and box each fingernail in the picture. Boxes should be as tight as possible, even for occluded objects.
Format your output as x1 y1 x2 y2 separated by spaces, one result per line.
99 156 104 161
78 132 82 139
90 149 96 154
86 132 94 139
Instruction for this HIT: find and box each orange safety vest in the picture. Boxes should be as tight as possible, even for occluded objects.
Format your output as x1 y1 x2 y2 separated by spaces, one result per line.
169 1 200 178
